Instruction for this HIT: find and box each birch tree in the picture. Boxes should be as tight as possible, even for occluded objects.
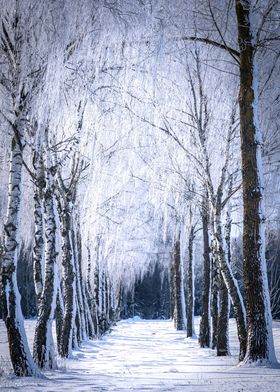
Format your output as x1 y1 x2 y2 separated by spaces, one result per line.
33 130 58 369
185 0 279 364
0 1 43 376
56 152 90 357
186 206 198 338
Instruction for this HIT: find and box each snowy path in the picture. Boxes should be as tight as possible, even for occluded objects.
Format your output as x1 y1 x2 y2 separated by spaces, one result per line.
1 317 280 391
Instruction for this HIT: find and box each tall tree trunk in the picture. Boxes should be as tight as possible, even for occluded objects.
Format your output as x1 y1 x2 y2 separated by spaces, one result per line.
55 285 64 350
73 296 81 348
83 283 95 338
33 185 57 369
99 269 107 334
199 204 211 347
217 270 230 356
214 206 246 361
173 238 184 330
235 0 276 364
170 260 175 320
76 224 93 338
32 151 45 307
187 225 196 337
86 248 98 336
218 203 232 357
0 136 37 376
72 224 87 342
33 191 44 306
106 278 113 323
114 284 121 321
93 263 101 336
211 241 219 350
58 203 76 358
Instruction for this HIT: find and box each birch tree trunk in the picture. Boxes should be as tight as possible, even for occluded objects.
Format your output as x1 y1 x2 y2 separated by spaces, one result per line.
33 183 57 369
86 250 98 336
0 136 37 376
186 225 196 337
55 285 64 350
235 0 276 364
217 270 230 356
211 241 219 350
33 153 45 306
199 204 211 347
173 238 184 330
217 203 232 356
72 225 87 342
93 263 101 336
170 260 175 321
214 205 246 361
58 202 76 358
33 190 44 306
76 225 94 338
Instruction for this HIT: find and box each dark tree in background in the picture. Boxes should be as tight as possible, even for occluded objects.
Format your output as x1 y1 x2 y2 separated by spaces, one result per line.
133 262 170 320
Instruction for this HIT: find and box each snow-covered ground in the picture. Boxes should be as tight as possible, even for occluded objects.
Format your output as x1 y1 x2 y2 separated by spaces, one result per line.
0 317 280 391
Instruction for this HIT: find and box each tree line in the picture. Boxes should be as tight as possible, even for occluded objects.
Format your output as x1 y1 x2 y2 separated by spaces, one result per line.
0 0 279 378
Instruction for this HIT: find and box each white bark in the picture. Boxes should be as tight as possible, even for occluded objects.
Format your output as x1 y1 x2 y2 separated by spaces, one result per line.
0 136 37 376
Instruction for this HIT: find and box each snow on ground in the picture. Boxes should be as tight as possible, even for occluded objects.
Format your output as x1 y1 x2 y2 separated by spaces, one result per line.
0 317 280 391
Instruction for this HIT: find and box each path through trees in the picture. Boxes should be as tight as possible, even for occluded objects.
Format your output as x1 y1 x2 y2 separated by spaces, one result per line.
1 317 280 391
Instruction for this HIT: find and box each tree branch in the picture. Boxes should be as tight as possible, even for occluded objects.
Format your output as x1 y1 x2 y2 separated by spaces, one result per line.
182 36 240 62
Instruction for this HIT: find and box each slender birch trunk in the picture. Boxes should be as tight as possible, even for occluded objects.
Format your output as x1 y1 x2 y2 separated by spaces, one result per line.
170 260 175 321
74 296 81 348
0 136 37 376
211 240 219 350
73 224 87 341
33 153 45 306
33 182 57 369
58 202 76 358
86 248 98 336
115 284 122 321
83 281 95 338
55 284 64 350
199 202 211 348
186 225 196 337
217 270 230 356
33 191 44 305
76 224 93 338
214 205 246 361
81 245 94 338
173 238 184 330
94 262 101 335
216 201 232 356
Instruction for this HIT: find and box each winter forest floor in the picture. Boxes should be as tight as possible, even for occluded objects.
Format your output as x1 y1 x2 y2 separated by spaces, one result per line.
0 317 280 392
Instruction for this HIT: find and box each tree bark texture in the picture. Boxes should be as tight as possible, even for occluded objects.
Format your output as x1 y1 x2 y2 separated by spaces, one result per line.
235 0 276 363
33 186 57 369
32 152 45 306
211 242 219 350
58 203 76 358
55 287 64 350
217 271 230 356
86 251 98 337
0 137 37 376
187 225 195 337
72 225 87 342
76 224 93 338
199 207 211 348
170 261 175 320
173 239 184 331
33 192 44 305
214 206 246 361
